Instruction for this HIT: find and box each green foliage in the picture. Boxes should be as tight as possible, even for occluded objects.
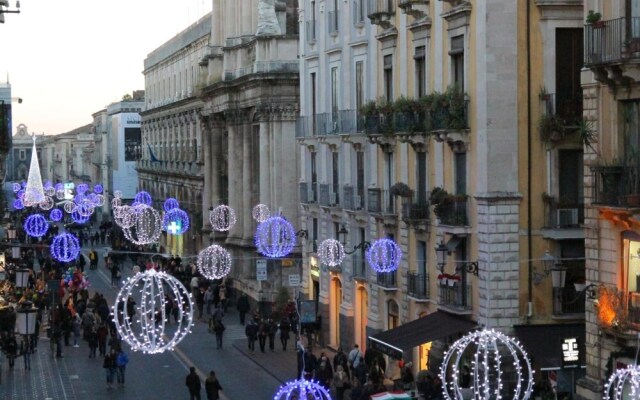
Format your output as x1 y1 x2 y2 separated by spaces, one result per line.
390 182 413 197
586 10 602 24
538 114 566 142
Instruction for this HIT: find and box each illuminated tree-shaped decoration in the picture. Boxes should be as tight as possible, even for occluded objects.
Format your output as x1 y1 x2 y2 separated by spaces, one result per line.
163 198 180 212
114 190 122 199
440 329 534 400
252 204 271 223
317 239 345 267
24 214 49 238
254 216 296 258
24 135 46 206
366 238 402 272
51 233 81 263
163 208 190 235
273 379 332 400
134 191 153 206
605 365 640 400
123 204 162 245
63 201 75 214
209 205 237 232
112 269 194 354
50 208 63 222
197 245 232 280
38 196 54 211
13 199 24 210
93 184 103 194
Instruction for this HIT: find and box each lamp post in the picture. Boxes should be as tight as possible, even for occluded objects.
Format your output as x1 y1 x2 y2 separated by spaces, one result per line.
336 223 370 255
15 268 30 288
15 300 37 370
551 260 567 314
434 240 478 276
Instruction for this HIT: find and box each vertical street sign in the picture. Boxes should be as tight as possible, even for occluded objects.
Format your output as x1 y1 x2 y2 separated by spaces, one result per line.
256 259 267 281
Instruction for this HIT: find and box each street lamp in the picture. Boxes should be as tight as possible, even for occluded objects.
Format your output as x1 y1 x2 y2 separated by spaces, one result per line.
6 225 16 241
336 224 370 255
15 268 30 288
434 240 479 275
550 261 567 290
15 301 37 336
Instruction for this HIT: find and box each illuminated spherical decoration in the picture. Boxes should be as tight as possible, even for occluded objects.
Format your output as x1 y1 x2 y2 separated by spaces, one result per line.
163 208 190 235
21 181 26 188
114 190 122 199
163 198 180 212
318 239 345 267
111 197 122 208
54 182 63 191
114 206 137 229
38 196 54 211
93 184 103 194
51 233 81 263
197 245 232 280
112 269 194 354
24 214 49 238
273 379 332 400
440 329 534 400
50 208 63 222
605 365 640 400
12 183 20 193
55 189 66 200
44 186 55 197
16 189 24 200
209 205 237 232
134 191 152 206
123 204 162 245
94 194 105 207
366 238 402 273
63 201 75 214
76 183 89 194
72 209 90 224
254 216 296 258
74 203 94 218
13 199 24 210
252 204 271 223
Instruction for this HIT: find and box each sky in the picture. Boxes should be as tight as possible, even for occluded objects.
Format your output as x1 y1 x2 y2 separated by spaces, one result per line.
1 0 212 136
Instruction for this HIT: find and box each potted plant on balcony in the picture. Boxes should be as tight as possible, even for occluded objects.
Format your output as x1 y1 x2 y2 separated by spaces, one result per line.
538 113 566 142
360 101 380 134
429 187 449 221
390 182 413 197
586 10 604 28
393 96 423 133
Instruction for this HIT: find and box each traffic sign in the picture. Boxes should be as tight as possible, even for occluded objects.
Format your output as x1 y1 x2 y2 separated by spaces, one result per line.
256 259 267 281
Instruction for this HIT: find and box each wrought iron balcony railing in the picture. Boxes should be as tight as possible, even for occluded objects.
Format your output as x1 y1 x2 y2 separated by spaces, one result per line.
376 271 397 289
407 272 429 299
401 193 430 221
584 17 640 67
542 196 584 228
435 197 468 226
540 92 583 125
438 284 472 312
367 188 395 214
553 286 586 316
591 165 640 207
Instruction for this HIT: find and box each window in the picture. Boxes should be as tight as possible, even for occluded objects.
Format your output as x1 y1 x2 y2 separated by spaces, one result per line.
415 46 426 98
454 152 467 195
356 151 365 207
383 55 393 102
311 151 318 201
331 67 339 114
387 300 399 330
329 0 339 33
450 36 464 90
417 152 427 204
417 240 427 276
311 72 317 135
355 61 364 111
19 150 25 161
332 151 340 204
353 0 365 25
312 218 319 252
558 149 584 208
555 29 583 121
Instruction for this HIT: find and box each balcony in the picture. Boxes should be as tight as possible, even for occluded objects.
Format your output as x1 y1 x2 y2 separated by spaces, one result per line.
376 271 398 290
542 196 584 228
297 111 362 138
328 10 339 35
407 272 429 300
401 193 430 221
367 0 396 29
585 17 640 85
434 196 468 226
438 283 472 314
553 286 586 317
591 165 640 208
351 255 368 281
540 92 583 127
300 182 317 204
305 20 317 43
398 0 428 19
367 188 395 214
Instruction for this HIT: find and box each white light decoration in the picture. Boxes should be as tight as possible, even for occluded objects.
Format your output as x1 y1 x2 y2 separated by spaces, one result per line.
111 197 122 208
252 204 271 223
114 205 136 229
273 379 332 400
55 189 65 200
209 205 237 232
197 244 232 280
122 204 162 245
254 216 296 258
38 196 54 211
114 190 122 199
63 201 75 214
94 194 105 207
440 329 534 400
112 269 194 354
317 239 345 267
366 238 402 272
44 186 55 197
24 135 46 206
605 365 640 400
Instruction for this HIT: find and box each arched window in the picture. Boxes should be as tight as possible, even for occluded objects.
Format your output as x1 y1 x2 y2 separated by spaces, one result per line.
387 299 399 330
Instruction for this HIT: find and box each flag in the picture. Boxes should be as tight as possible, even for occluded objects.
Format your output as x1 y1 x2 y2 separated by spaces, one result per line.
148 144 160 162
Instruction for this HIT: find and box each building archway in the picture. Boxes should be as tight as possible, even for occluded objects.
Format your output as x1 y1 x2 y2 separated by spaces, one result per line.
355 285 368 351
330 277 343 347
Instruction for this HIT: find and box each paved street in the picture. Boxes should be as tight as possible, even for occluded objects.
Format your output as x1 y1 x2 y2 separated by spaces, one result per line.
1 247 301 400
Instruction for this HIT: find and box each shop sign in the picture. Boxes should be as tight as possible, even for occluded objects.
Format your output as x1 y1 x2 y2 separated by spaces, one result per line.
562 337 579 368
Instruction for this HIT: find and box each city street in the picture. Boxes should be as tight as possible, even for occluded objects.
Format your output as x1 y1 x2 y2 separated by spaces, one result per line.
2 248 287 399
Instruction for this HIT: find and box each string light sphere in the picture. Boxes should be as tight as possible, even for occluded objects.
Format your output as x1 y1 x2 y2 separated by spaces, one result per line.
13 199 24 210
318 239 346 267
12 183 20 193
50 208 63 222
273 379 332 400
74 203 94 218
93 184 103 194
114 205 136 229
114 190 122 199
44 186 55 197
134 191 153 206
366 238 402 272
254 216 296 258
76 183 89 194
72 209 91 224
197 245 232 280
605 365 640 400
24 214 49 238
63 201 76 214
39 196 54 210
440 329 534 400
16 189 24 200
209 205 237 232
252 204 271 223
54 182 63 191
111 197 122 208
51 233 81 263
56 189 66 200
112 269 194 354
163 208 190 235
94 194 105 207
123 204 162 245
163 198 180 212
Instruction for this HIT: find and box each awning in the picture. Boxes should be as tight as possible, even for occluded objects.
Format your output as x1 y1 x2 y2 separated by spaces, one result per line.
514 323 586 370
367 311 476 359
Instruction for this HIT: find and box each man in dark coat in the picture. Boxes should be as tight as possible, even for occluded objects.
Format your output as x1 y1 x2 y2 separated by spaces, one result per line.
245 319 258 352
185 366 201 400
236 293 250 325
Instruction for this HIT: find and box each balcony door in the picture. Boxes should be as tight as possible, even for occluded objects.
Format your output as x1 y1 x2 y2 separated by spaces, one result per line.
555 29 583 121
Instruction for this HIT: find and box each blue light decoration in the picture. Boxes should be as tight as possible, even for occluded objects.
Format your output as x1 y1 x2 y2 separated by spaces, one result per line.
71 209 90 224
76 183 89 194
366 238 402 273
13 199 24 210
54 182 63 192
273 379 332 400
254 216 296 258
134 191 152 206
163 208 190 235
12 183 20 193
93 184 103 194
43 180 52 189
21 181 26 189
50 208 63 222
51 233 81 263
24 214 49 238
163 198 180 212
16 190 24 200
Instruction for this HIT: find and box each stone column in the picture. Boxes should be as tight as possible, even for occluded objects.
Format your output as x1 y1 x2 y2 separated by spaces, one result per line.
243 123 252 242
227 123 241 241
259 121 271 205
201 116 212 229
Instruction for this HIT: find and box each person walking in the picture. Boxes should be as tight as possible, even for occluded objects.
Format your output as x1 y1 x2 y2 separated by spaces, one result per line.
205 370 223 400
334 347 350 379
115 348 129 388
257 318 268 353
103 348 117 389
72 313 82 347
87 326 98 358
213 319 225 349
236 293 250 325
267 318 277 351
332 365 350 400
316 352 334 390
348 344 362 375
245 319 258 352
185 366 202 400
110 262 121 288
21 337 31 371
279 315 291 351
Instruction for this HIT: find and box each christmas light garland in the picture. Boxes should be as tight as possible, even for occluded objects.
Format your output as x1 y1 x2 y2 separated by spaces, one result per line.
366 238 402 272
51 233 81 263
272 379 332 400
605 365 640 400
24 214 49 238
254 216 296 258
317 239 345 267
252 204 271 223
209 205 237 232
112 269 194 354
197 244 232 280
